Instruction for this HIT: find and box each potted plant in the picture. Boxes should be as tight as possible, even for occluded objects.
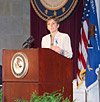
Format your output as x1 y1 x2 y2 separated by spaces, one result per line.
14 87 76 102
0 89 2 102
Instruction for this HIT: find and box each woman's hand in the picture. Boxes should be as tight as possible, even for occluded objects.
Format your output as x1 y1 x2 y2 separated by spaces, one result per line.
50 46 63 54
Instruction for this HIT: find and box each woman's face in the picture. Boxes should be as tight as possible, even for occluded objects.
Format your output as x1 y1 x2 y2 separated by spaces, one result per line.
47 19 59 34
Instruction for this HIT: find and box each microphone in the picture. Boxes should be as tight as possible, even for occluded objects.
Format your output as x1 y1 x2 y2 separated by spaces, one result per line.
22 36 35 49
50 35 54 46
50 35 58 46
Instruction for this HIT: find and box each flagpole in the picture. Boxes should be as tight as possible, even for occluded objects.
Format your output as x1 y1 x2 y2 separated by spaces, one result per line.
85 88 87 102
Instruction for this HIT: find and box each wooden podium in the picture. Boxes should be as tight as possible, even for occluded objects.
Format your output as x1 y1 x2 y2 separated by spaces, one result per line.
2 48 73 102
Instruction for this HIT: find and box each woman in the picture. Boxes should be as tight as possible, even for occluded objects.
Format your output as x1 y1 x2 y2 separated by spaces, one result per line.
41 16 73 58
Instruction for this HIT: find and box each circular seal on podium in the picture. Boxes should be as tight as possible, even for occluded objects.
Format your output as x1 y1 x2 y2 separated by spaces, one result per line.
31 0 80 22
11 52 28 78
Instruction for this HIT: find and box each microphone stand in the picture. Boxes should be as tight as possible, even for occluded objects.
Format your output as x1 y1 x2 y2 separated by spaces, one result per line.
22 36 35 49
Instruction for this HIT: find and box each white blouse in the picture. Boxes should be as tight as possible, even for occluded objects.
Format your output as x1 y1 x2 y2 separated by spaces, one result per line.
41 31 73 58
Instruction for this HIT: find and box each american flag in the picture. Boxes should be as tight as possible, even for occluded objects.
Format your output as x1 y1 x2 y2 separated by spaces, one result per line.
77 0 90 88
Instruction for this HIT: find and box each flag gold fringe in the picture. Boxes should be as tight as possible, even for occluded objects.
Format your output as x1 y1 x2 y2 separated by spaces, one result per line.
77 69 86 89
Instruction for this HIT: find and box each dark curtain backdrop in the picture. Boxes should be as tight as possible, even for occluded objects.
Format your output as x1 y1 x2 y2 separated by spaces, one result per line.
30 0 83 79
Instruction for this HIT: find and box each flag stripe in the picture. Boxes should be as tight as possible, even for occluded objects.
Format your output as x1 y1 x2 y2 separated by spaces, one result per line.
77 0 90 88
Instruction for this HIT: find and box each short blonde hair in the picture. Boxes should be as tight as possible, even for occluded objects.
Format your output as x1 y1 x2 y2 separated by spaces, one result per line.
46 16 60 25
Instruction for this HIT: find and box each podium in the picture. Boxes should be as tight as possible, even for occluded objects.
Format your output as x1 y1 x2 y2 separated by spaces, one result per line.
2 48 73 102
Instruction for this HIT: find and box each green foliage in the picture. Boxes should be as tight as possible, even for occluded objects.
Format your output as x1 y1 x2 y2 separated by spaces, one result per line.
13 98 28 102
14 87 75 102
0 87 76 102
0 89 2 102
